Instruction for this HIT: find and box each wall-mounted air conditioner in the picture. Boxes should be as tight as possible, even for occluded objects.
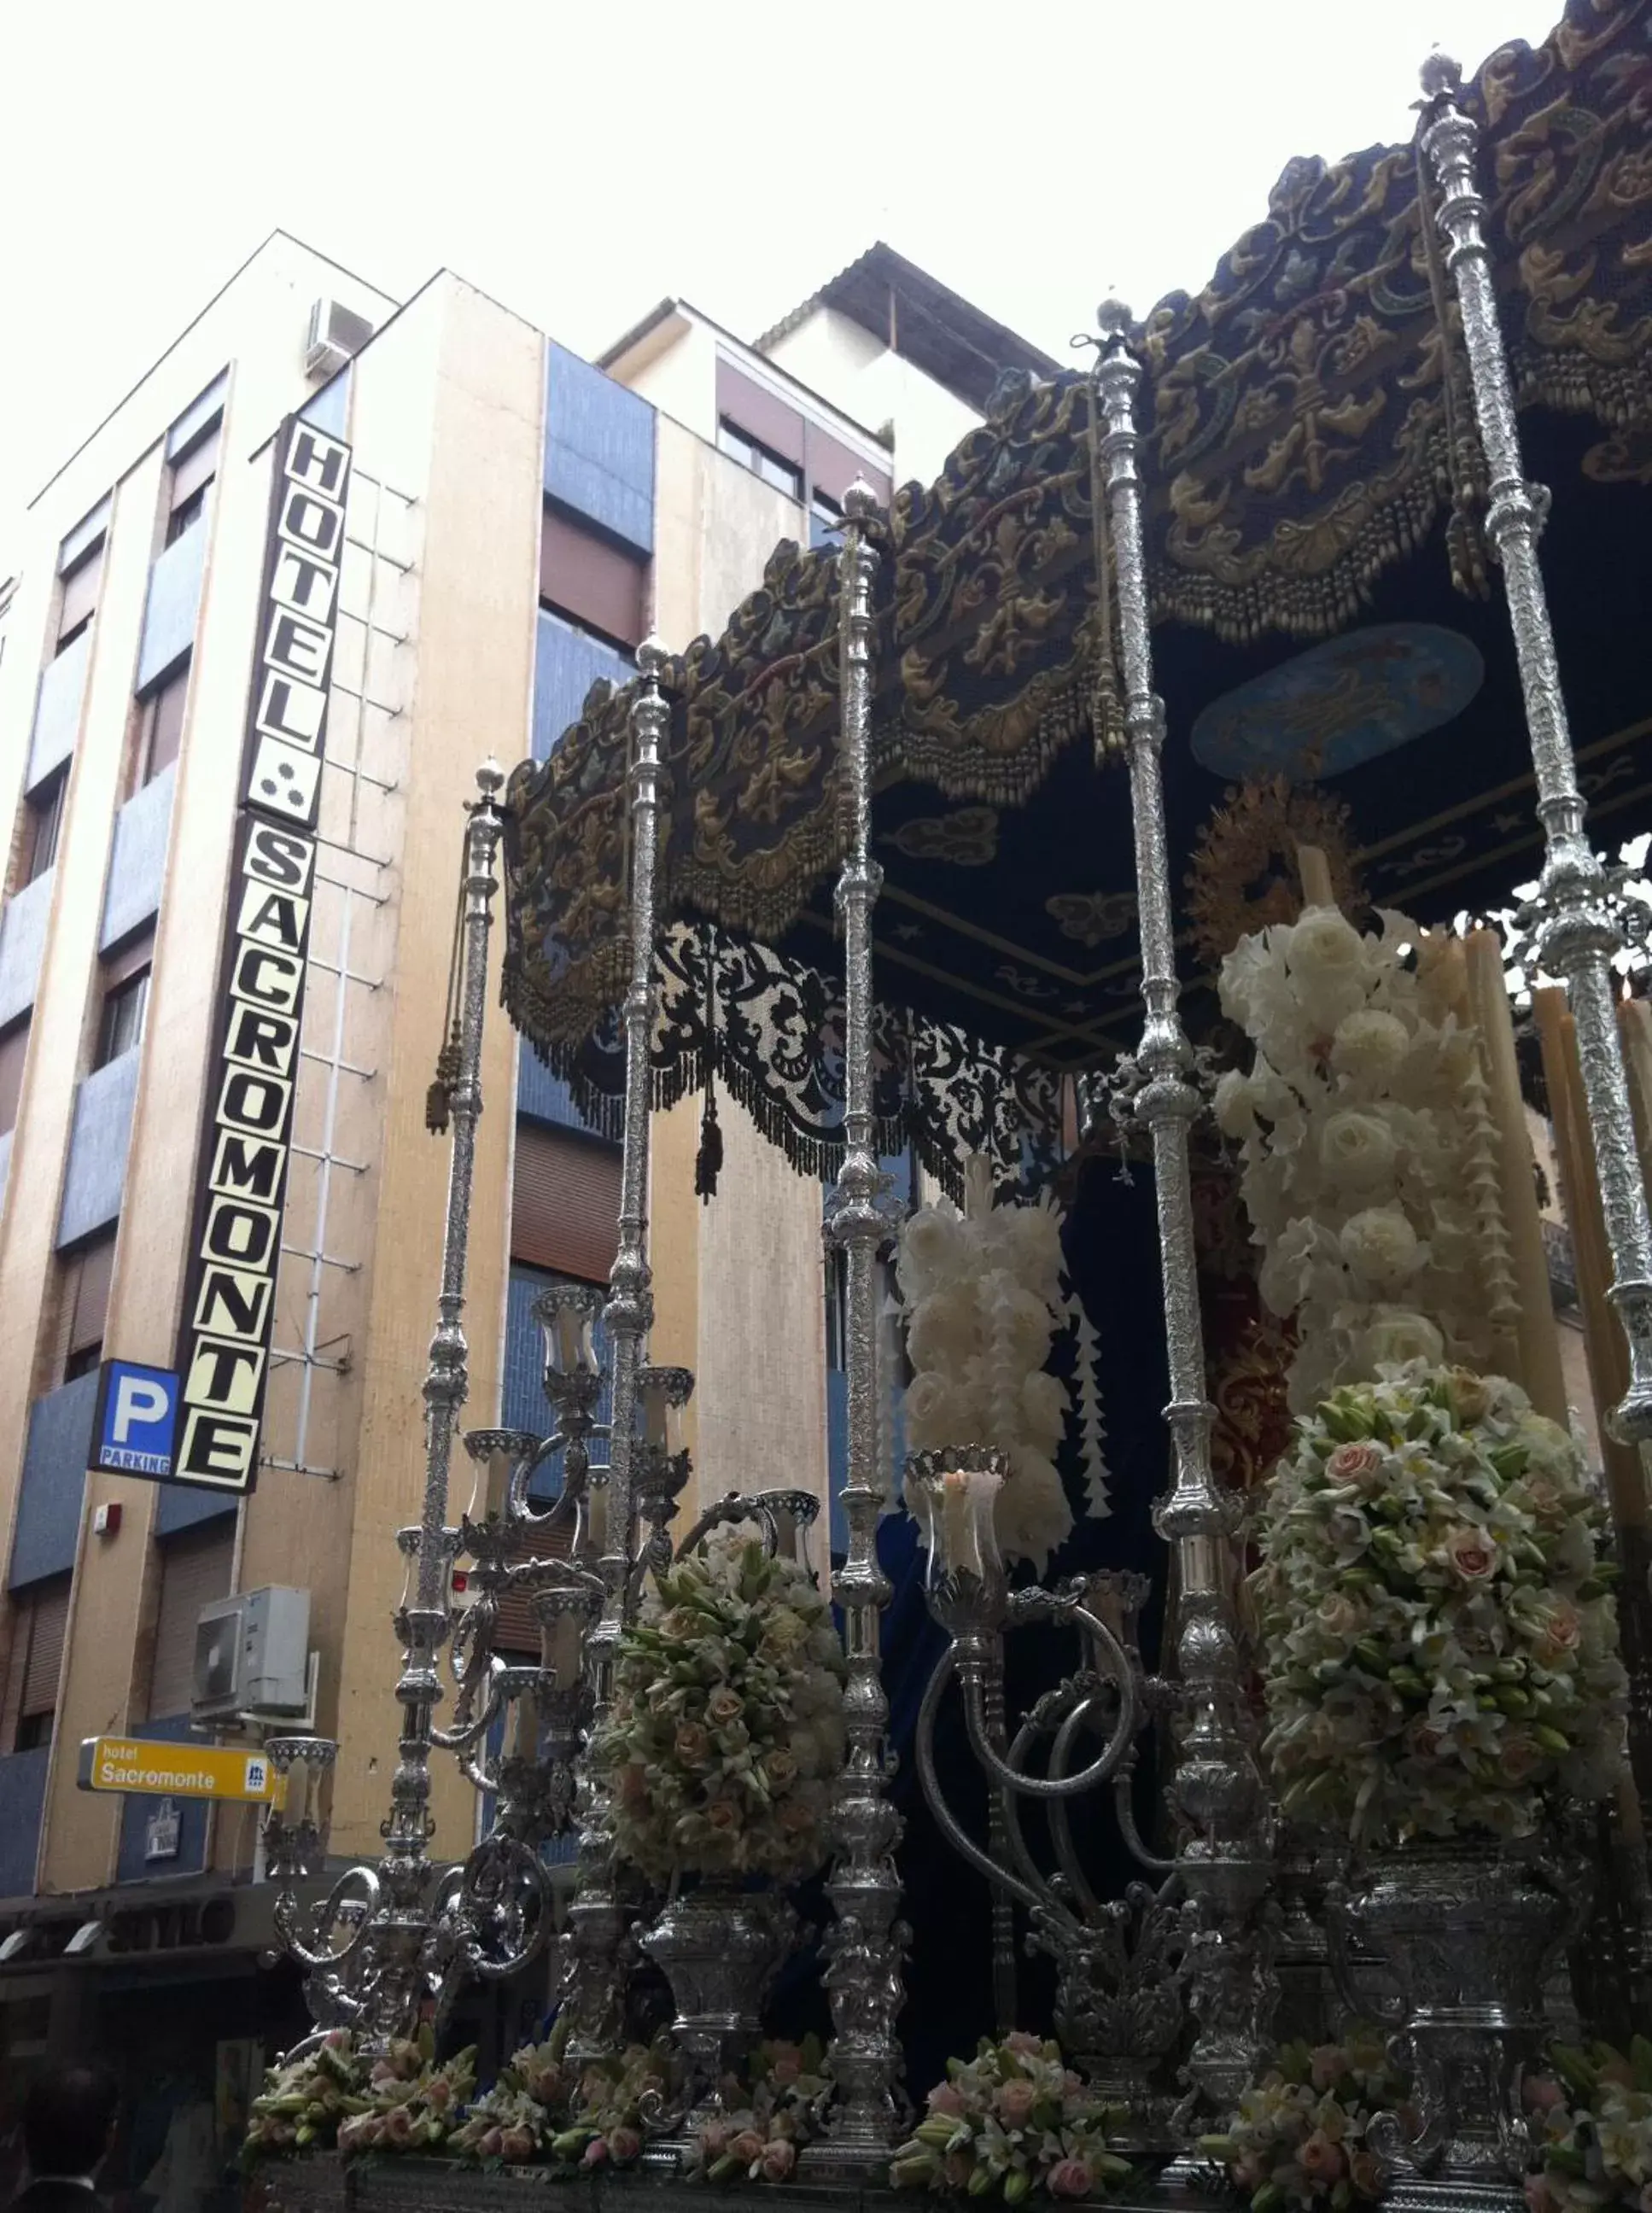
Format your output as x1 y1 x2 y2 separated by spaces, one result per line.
304 298 375 382
192 1586 311 1721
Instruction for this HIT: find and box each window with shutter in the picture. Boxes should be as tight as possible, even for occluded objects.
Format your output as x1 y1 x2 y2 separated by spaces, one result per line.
167 423 220 543
56 1231 115 1383
56 544 103 651
0 1020 28 1136
511 1124 621 1284
135 660 190 789
148 1526 235 1720
538 509 646 651
3 1578 71 1751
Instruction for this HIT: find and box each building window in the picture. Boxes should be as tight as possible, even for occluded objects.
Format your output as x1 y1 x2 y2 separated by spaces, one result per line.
20 769 67 885
3 1577 71 1754
54 1230 114 1387
808 488 844 550
55 540 104 655
132 659 189 790
148 1526 234 1721
538 506 646 652
95 933 153 1070
717 419 804 502
166 420 220 545
0 1020 26 1137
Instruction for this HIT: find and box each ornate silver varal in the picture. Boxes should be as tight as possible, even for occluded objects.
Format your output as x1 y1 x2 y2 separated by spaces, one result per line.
1094 304 1277 2110
815 482 910 2170
1418 57 1652 1449
562 640 674 2064
267 763 550 2051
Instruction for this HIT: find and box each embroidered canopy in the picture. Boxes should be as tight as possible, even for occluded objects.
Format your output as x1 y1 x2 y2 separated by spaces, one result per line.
503 0 1652 1165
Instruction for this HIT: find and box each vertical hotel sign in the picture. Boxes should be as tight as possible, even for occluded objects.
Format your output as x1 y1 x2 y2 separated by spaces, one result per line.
171 420 352 1490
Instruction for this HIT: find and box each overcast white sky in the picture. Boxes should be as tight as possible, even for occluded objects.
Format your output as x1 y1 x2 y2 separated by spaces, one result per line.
2 0 1560 574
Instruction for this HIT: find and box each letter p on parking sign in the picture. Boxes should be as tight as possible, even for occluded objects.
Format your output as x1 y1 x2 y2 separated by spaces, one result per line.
91 1361 180 1480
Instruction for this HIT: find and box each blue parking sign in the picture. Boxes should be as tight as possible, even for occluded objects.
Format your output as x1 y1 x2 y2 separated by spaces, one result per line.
92 1361 180 1479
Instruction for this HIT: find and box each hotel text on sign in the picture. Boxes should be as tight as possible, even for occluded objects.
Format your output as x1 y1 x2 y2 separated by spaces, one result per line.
77 1737 286 1806
170 419 351 1492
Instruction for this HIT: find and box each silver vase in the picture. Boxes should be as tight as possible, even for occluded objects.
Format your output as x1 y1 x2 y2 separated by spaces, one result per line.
639 1883 797 2099
1331 1842 1577 2211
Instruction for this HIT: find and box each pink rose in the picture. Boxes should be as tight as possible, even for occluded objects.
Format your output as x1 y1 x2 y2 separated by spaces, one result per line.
730 2129 766 2168
1327 1442 1383 1486
707 1686 744 1725
769 2050 803 2087
1524 2076 1566 2114
761 2140 797 2182
1048 2158 1093 2199
582 2137 609 2167
1525 2180 1559 2213
500 2128 535 2163
606 2127 642 2165
1446 1527 1497 1580
927 2083 966 2117
701 2121 732 2158
1004 2031 1045 2058
480 2128 504 2161
1534 1604 1581 1663
1309 2046 1346 2091
425 2078 452 2111
1298 2131 1344 2182
674 1722 710 1765
704 1796 740 1831
995 2081 1036 2128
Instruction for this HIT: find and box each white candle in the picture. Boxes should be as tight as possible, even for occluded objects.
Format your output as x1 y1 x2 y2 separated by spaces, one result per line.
578 1316 599 1375
585 1474 609 1559
553 1308 580 1375
545 1601 585 1693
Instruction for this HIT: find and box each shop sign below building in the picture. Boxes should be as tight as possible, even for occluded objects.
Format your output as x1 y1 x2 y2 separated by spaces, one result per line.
77 1736 285 1806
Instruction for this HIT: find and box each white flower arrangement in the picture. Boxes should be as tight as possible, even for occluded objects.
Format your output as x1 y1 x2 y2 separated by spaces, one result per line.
1526 2041 1652 2213
895 1156 1106 1572
587 1529 846 1886
1200 2029 1409 2213
1215 905 1515 1413
1252 1363 1626 1845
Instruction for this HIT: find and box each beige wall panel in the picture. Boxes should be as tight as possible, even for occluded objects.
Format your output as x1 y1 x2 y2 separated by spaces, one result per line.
329 281 540 1862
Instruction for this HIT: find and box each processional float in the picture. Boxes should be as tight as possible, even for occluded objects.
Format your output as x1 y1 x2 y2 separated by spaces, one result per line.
256 13 1652 2210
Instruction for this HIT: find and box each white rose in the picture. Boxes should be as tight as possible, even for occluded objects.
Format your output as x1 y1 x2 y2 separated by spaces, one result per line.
896 1206 967 1301
1214 1067 1257 1139
1020 1369 1070 1450
1329 1008 1409 1087
1360 1305 1445 1371
906 1284 978 1373
1288 907 1368 988
1318 1107 1398 1188
1339 1206 1422 1287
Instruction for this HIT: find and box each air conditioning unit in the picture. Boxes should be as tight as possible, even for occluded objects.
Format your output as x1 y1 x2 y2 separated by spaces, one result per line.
192 1586 311 1720
304 297 375 382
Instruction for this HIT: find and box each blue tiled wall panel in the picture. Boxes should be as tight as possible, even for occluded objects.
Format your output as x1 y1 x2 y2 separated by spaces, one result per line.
504 1264 610 1498
11 1374 97 1589
60 497 110 575
518 1039 602 1134
115 1714 209 1883
544 342 655 556
167 371 227 458
57 1050 140 1247
0 873 54 1029
100 765 175 953
26 630 91 790
0 1748 49 1897
301 370 351 439
155 1482 237 1538
136 522 207 692
533 610 633 764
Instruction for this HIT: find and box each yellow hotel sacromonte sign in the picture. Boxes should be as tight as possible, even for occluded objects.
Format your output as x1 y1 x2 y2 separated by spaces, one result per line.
77 1737 285 1806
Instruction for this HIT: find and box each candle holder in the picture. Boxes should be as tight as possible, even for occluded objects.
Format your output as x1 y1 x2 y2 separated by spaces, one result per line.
908 1451 1188 2147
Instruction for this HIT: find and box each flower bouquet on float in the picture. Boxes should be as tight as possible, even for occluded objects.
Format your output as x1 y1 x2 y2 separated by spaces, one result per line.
585 1521 848 2156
